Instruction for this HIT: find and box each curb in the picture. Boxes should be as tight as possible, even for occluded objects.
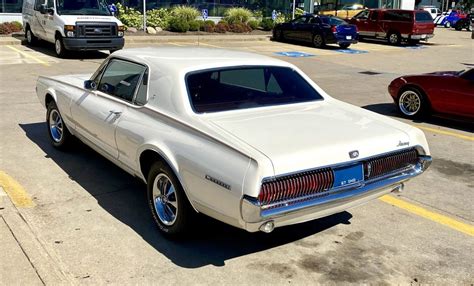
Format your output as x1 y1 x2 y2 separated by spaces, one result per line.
0 34 271 46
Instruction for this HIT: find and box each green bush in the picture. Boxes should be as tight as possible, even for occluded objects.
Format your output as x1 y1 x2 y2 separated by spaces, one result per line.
116 3 143 28
171 5 200 22
147 8 171 30
188 20 200 31
260 18 274 31
201 20 215 32
168 17 189 32
224 7 253 24
247 19 259 30
214 22 229 33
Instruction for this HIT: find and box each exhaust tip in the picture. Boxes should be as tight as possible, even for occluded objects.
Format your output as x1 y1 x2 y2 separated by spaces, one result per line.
392 183 404 193
259 221 275 233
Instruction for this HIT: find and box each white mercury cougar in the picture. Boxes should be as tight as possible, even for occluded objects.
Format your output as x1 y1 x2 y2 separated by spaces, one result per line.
36 47 431 236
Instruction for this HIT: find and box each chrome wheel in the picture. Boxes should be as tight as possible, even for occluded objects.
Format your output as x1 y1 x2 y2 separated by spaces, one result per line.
399 90 421 116
49 109 64 142
55 39 62 55
26 30 32 43
152 174 178 226
313 34 324 48
389 33 399 44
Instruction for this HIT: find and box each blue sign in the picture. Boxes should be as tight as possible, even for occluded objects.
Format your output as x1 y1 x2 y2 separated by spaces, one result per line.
272 10 277 21
274 51 315 57
202 9 208 20
334 49 368 54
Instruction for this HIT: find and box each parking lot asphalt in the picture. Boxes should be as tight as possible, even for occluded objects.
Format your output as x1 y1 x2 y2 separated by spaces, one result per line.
0 27 473 285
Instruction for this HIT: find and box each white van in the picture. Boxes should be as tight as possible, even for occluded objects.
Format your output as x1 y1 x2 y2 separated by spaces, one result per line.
22 0 124 57
421 6 441 20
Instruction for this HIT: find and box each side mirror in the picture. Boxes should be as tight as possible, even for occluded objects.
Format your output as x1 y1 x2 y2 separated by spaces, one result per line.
39 4 47 14
84 80 96 90
47 7 54 15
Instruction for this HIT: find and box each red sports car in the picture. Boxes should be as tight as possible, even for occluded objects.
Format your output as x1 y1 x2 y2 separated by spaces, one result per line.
388 69 474 121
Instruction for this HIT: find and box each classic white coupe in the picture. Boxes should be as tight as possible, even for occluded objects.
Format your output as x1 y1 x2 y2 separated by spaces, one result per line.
36 47 432 236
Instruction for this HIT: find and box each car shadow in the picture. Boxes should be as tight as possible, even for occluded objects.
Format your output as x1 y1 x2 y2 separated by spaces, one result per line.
18 38 109 60
362 103 474 133
19 122 353 268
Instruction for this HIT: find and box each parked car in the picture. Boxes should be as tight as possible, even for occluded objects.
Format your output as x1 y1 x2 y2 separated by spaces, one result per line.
388 69 474 120
319 3 366 19
36 47 432 236
349 9 435 45
420 6 441 20
22 0 124 57
273 14 359 48
454 12 473 31
433 10 467 28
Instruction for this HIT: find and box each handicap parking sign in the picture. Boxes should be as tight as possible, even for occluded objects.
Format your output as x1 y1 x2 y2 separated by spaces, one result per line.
274 51 315 58
202 9 208 20
334 49 368 54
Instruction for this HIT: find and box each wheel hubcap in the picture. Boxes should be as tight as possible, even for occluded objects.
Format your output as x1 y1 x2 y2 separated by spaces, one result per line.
399 91 421 116
314 35 322 46
390 34 398 43
152 174 178 226
49 109 64 142
55 40 61 54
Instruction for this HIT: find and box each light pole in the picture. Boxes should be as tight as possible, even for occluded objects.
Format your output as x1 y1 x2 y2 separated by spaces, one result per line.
143 0 147 31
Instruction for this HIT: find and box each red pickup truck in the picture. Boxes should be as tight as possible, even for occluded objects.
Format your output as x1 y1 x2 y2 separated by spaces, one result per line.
349 9 435 45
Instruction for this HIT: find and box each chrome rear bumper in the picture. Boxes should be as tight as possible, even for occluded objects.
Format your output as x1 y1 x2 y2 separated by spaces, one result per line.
241 155 431 232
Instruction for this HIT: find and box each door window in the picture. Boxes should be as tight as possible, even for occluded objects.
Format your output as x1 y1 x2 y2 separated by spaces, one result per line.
369 11 379 21
291 17 309 24
354 10 369 19
34 0 45 10
97 59 147 103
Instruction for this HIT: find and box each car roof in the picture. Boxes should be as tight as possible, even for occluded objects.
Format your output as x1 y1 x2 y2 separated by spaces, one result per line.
112 47 290 73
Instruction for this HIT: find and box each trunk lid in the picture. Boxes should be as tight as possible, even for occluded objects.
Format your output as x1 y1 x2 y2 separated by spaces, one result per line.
207 102 412 175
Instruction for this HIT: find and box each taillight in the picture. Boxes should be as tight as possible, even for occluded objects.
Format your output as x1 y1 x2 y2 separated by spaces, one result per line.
331 25 337 33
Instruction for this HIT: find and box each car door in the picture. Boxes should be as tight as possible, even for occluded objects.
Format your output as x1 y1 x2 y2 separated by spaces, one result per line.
70 59 147 158
43 0 56 42
285 16 309 40
440 70 474 117
31 0 47 39
350 10 371 37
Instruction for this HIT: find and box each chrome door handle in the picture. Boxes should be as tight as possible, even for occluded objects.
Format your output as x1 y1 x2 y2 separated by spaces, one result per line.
109 110 122 115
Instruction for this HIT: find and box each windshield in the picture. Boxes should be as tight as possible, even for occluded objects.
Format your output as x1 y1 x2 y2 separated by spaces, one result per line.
56 0 111 16
186 66 324 113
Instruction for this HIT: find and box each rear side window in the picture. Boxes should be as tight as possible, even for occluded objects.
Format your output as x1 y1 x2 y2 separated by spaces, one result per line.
186 66 323 113
98 59 146 102
416 11 433 22
382 11 413 22
322 17 347 25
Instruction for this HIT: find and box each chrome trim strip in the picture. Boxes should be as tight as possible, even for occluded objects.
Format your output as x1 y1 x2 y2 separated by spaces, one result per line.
242 155 431 223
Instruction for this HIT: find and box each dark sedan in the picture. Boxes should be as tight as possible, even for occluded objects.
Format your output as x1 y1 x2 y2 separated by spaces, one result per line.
388 69 474 121
273 15 359 49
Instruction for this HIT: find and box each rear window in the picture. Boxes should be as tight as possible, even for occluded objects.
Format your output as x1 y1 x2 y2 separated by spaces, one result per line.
321 17 347 25
186 66 323 113
382 11 413 22
415 11 433 22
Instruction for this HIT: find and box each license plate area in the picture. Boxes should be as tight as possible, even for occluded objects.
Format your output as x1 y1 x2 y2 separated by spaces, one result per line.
333 164 363 188
346 35 352 40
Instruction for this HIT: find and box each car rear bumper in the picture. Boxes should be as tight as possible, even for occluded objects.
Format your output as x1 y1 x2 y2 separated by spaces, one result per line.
403 33 435 40
241 155 432 232
62 37 124 51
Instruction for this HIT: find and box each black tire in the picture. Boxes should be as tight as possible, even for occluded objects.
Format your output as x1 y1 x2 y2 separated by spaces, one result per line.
397 87 429 119
46 101 72 149
387 31 401 45
25 26 38 46
273 29 284 41
147 162 194 237
312 34 325 48
54 36 67 58
338 43 350 49
444 21 451 28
